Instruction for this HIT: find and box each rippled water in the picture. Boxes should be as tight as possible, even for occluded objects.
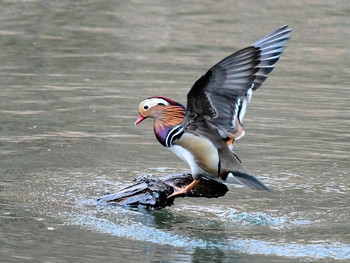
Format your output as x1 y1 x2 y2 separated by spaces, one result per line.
1 1 349 262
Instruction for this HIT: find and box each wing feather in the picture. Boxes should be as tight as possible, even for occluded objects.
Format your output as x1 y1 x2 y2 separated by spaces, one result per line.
183 25 291 140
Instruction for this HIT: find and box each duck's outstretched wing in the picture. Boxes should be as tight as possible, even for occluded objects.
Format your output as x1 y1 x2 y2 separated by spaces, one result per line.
182 25 291 140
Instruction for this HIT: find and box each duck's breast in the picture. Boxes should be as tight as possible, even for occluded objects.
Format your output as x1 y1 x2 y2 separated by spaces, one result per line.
169 133 219 180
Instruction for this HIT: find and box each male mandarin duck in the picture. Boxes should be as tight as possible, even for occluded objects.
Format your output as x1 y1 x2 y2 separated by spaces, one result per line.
135 25 291 198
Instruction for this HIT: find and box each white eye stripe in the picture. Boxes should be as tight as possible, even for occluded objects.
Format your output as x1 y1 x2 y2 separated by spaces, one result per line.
142 98 170 109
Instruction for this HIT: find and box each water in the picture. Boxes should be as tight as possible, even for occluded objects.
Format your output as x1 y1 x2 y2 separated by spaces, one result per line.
1 0 349 262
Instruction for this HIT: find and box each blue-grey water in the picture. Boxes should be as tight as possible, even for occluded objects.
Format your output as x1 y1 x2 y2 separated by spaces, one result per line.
1 1 349 262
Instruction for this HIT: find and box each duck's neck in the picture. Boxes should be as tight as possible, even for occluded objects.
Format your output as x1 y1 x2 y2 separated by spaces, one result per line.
153 105 185 146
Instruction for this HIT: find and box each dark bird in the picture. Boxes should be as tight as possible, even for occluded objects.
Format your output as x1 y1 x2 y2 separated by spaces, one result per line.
135 25 291 198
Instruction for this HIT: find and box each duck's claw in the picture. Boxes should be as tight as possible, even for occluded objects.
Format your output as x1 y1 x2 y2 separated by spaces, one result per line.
167 184 188 198
167 179 201 199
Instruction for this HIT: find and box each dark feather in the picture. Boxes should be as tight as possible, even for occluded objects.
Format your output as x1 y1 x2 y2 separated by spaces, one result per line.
218 144 272 191
182 25 292 139
229 171 272 191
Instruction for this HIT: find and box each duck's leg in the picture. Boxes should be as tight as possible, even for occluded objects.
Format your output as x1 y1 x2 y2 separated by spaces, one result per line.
167 179 200 198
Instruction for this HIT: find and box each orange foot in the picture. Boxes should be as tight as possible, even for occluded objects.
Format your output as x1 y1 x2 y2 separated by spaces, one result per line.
167 179 200 199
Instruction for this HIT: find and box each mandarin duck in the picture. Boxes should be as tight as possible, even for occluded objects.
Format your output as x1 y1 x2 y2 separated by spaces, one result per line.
135 25 291 198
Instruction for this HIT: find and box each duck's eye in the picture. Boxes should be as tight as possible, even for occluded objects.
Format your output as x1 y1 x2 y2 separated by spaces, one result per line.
143 105 149 110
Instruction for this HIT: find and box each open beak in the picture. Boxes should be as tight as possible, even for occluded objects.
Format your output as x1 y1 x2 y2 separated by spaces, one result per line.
135 114 145 125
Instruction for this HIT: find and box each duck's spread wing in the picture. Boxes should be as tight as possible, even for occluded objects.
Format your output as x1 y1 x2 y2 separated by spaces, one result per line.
182 25 291 140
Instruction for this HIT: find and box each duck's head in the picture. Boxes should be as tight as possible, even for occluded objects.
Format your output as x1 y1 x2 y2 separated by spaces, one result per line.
135 96 185 125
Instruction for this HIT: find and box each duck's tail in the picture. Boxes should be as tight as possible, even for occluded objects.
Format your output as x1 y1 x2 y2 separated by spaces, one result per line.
219 147 272 191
